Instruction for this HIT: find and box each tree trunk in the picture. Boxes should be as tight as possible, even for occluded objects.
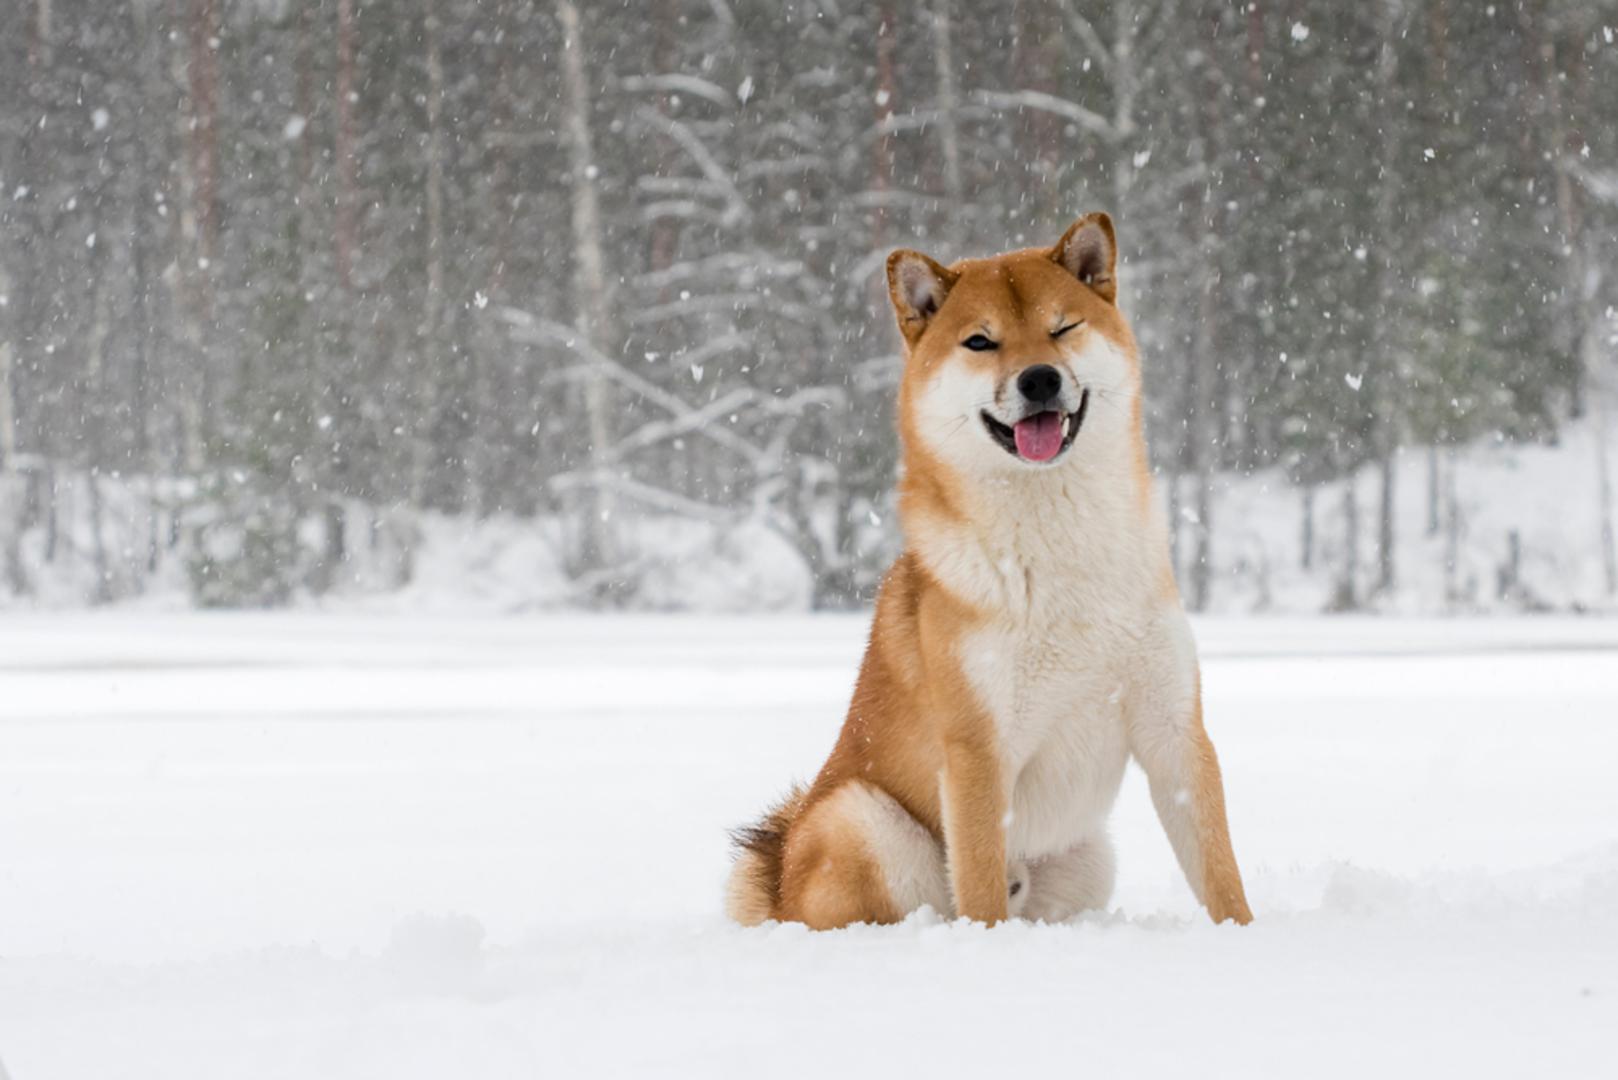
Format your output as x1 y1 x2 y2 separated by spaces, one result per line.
335 0 358 297
129 0 167 577
1443 449 1461 606
557 0 616 573
0 338 15 472
325 501 347 577
316 0 364 588
1338 476 1358 610
30 0 53 68
41 460 57 564
167 0 213 476
1426 445 1440 536
871 4 897 244
472 0 518 521
1193 475 1213 611
1370 0 1403 598
930 0 964 247
1539 22 1612 593
1110 3 1139 218
1596 387 1617 596
412 0 447 510
84 259 114 605
1187 189 1217 612
646 0 680 279
185 0 220 279
1428 0 1449 83
1245 0 1265 99
1167 473 1182 581
1376 454 1395 597
0 335 21 594
1300 487 1314 571
1181 17 1222 614
1009 0 1060 222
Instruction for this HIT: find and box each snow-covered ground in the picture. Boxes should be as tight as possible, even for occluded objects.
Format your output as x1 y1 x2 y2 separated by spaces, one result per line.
2 614 1616 1078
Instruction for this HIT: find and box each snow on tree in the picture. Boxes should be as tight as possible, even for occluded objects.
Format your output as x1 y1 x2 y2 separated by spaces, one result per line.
0 0 1615 611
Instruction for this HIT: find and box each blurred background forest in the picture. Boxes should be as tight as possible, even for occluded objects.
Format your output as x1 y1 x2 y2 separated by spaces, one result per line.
1 0 1616 613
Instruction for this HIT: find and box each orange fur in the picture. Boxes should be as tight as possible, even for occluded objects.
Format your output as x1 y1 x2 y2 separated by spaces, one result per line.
726 213 1251 930
1190 690 1254 924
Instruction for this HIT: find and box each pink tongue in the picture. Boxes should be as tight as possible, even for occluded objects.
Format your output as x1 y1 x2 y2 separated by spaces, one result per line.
1013 411 1064 461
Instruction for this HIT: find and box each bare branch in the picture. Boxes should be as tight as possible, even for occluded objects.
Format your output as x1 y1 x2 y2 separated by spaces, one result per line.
1572 161 1618 205
637 252 806 291
634 106 749 227
496 309 770 466
553 470 737 524
969 89 1117 140
1051 0 1116 79
619 73 735 109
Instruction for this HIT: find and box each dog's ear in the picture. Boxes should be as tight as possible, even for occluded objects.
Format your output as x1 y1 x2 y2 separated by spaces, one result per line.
1052 213 1117 304
886 250 958 346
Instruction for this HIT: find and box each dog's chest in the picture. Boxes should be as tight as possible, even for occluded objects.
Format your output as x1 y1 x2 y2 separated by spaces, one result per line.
960 614 1134 860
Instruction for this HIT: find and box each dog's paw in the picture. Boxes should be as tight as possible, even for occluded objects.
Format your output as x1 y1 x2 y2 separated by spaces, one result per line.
1007 858 1031 918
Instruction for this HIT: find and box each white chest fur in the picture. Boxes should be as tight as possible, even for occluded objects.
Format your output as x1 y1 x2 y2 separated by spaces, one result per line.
919 458 1167 863
961 611 1136 861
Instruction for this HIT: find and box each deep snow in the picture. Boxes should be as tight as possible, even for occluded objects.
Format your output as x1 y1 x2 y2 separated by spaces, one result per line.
1 614 1616 1078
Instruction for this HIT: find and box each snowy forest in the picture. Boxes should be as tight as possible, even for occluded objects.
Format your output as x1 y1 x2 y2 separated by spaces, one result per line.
2 0 1616 613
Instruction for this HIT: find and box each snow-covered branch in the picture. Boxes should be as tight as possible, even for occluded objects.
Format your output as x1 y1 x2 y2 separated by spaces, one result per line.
633 106 749 227
497 309 771 467
619 73 735 109
970 89 1118 139
1050 0 1116 79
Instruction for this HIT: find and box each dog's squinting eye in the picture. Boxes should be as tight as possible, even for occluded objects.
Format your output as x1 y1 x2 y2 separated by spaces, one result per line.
962 334 998 351
1052 321 1084 339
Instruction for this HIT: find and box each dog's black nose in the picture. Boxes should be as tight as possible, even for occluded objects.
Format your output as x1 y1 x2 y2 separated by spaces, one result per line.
1017 364 1063 405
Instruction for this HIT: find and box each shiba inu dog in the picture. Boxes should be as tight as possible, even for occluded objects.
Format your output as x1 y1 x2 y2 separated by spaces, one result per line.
727 214 1252 929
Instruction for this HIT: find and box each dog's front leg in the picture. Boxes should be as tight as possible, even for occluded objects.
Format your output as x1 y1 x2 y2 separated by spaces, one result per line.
939 736 1009 924
1136 709 1252 925
1128 615 1253 926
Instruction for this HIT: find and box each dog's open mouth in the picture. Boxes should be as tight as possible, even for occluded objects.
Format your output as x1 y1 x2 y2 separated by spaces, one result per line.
981 389 1089 463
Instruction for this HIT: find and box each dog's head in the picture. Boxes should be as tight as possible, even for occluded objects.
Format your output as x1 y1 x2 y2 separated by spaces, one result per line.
887 214 1140 476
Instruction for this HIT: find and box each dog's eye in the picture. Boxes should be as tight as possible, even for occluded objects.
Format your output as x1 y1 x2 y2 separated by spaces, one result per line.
1052 321 1084 338
962 334 997 351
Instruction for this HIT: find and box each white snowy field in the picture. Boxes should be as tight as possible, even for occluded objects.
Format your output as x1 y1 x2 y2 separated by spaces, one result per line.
1 614 1616 1078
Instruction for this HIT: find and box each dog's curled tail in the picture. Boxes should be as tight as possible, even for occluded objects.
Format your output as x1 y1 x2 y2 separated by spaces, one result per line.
724 785 806 926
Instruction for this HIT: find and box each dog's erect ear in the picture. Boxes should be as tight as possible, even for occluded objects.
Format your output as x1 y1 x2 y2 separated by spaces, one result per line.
886 250 958 346
1052 213 1117 304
